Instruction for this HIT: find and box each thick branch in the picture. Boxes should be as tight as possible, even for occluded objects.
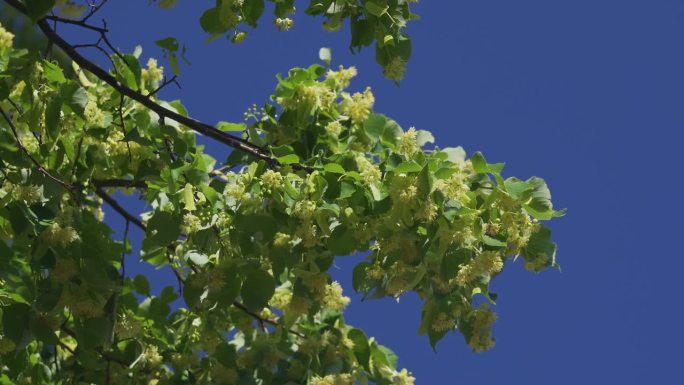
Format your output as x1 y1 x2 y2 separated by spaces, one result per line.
5 0 273 163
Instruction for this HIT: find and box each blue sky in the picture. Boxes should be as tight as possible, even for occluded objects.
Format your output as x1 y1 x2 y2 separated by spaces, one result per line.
53 0 684 383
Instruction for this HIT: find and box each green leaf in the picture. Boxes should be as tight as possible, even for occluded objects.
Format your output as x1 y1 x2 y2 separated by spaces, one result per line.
44 96 62 138
394 161 423 173
348 328 371 371
471 151 488 174
242 0 265 27
42 60 66 84
216 121 246 132
146 211 181 247
182 183 196 211
155 37 180 52
133 275 151 296
200 7 229 35
526 177 553 213
365 0 388 17
26 0 56 21
2 303 30 345
323 163 346 174
327 225 356 256
241 269 275 310
363 114 386 142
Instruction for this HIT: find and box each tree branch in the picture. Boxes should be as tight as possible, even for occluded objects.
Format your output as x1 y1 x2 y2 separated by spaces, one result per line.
5 0 274 164
0 106 74 191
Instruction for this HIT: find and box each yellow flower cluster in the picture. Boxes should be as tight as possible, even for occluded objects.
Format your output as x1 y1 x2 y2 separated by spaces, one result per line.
397 127 418 156
343 87 375 124
142 58 164 84
325 120 343 137
431 312 456 332
293 200 317 220
326 65 358 89
309 373 354 385
43 223 80 248
389 176 417 204
115 313 143 339
455 250 504 287
212 364 238 384
0 22 14 50
142 345 164 367
356 155 382 185
467 304 497 352
83 100 105 127
384 57 407 82
524 252 549 273
322 281 351 311
12 184 44 205
502 211 538 255
274 17 294 31
273 232 292 247
434 172 470 204
269 286 293 309
393 369 416 385
260 169 283 192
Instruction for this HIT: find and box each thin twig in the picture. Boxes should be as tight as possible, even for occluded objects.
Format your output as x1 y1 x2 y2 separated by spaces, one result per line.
0 106 74 191
82 0 109 23
147 75 180 97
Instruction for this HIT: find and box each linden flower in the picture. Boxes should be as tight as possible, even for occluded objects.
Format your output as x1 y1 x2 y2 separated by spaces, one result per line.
393 369 415 385
115 313 143 339
233 31 247 44
325 120 343 137
43 223 79 248
384 57 407 82
293 200 317 220
434 172 470 204
455 250 504 287
322 281 351 311
397 127 419 156
342 87 375 124
468 304 497 353
0 23 14 50
182 213 202 234
273 232 291 247
269 287 293 309
326 65 358 89
260 169 283 192
274 17 294 31
355 155 382 185
83 100 105 127
13 184 44 205
142 58 164 84
141 345 164 367
431 312 456 332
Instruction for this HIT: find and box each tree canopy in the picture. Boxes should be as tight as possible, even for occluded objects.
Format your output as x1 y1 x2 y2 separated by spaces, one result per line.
0 1 563 384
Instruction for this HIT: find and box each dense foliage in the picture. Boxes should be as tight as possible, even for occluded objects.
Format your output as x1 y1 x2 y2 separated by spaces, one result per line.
0 1 563 384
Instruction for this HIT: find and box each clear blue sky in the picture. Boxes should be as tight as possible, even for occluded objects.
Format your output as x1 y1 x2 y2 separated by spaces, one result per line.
55 1 684 383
